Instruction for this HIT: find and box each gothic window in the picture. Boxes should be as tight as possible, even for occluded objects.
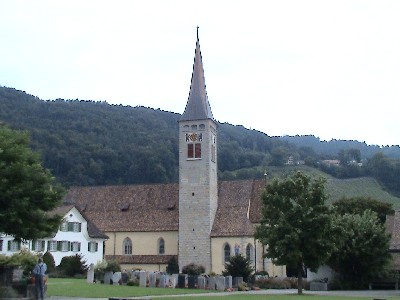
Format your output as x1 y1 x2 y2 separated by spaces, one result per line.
224 243 231 263
246 243 254 263
123 237 132 255
158 238 165 255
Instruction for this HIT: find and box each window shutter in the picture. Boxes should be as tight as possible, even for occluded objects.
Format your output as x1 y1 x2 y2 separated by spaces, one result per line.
17 242 21 251
78 243 81 251
42 240 45 251
88 242 90 251
47 241 50 251
78 223 82 232
68 241 71 251
57 241 62 251
95 243 98 252
8 241 11 251
32 241 36 251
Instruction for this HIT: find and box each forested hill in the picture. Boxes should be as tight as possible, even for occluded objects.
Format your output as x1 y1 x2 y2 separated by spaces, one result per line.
0 86 287 186
1 85 400 197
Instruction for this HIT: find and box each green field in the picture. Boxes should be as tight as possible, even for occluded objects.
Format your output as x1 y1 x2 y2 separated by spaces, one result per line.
47 278 400 299
267 165 400 209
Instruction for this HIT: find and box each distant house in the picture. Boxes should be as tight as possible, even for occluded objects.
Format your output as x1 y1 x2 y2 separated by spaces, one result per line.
321 159 340 167
0 205 108 266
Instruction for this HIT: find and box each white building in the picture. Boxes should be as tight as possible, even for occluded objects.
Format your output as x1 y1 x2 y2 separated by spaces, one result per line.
0 204 108 266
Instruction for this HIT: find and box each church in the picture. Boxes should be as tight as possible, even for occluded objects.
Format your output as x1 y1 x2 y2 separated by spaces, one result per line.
65 32 285 276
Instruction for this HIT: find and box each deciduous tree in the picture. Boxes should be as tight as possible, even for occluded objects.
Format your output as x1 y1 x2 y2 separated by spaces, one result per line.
255 172 338 294
0 126 64 241
328 210 392 289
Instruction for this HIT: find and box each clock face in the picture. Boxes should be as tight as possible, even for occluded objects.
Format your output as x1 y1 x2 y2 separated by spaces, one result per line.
186 133 203 142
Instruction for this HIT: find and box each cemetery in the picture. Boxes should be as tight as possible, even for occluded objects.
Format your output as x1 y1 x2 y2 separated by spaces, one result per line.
89 267 245 292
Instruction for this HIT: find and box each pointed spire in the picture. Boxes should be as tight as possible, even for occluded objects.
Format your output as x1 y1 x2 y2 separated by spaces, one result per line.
180 28 214 122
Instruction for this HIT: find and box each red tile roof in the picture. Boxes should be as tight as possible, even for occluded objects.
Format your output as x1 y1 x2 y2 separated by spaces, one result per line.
65 179 266 236
106 255 177 264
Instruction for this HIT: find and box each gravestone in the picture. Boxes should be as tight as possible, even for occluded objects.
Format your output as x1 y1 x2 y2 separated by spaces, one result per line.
139 271 147 287
208 276 216 290
215 276 225 291
148 272 156 288
187 275 197 289
121 272 129 285
159 274 168 288
233 276 243 288
225 276 232 289
169 274 178 288
198 276 206 289
178 274 186 288
87 264 94 283
112 272 121 285
104 272 113 285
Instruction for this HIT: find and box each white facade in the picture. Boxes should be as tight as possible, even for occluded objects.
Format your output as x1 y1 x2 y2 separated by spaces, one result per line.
0 206 107 266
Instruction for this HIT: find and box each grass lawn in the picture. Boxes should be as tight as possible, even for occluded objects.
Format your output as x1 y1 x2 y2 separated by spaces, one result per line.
47 278 215 298
47 278 400 299
158 297 389 300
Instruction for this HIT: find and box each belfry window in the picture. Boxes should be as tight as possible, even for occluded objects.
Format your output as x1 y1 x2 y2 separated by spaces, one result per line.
187 143 201 159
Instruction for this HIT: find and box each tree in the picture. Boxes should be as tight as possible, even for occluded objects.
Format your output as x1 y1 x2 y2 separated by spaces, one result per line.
57 254 88 277
222 254 254 282
328 210 392 289
166 256 179 275
0 126 64 241
42 251 56 274
255 172 338 294
333 196 394 224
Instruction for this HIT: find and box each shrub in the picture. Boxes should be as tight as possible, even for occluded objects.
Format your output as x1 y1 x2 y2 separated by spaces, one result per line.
181 263 205 275
166 256 179 274
42 251 56 273
8 249 38 276
222 254 254 282
57 254 88 277
104 260 121 272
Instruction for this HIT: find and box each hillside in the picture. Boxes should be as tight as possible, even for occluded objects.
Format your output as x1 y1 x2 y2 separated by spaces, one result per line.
1 85 400 206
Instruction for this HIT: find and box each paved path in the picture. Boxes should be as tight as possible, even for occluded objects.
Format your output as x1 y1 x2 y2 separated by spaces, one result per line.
49 289 400 299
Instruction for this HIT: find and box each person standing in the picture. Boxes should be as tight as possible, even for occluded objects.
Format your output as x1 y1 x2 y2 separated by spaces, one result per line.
33 257 47 300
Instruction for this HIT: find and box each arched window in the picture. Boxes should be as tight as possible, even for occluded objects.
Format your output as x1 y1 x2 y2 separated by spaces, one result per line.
158 238 165 255
123 237 132 255
246 243 254 262
224 243 231 263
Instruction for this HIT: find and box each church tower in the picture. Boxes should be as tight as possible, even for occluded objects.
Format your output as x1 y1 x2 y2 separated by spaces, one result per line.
178 29 218 273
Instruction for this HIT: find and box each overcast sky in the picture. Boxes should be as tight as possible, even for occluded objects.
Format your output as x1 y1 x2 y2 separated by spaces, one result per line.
1 1 399 146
